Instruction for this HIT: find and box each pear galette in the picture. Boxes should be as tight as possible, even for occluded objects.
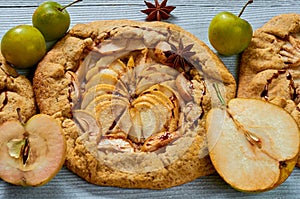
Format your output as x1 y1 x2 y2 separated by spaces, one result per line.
33 20 236 189
237 14 300 166
0 54 36 124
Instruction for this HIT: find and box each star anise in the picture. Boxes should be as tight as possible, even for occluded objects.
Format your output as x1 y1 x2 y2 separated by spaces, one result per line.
141 0 176 21
165 38 196 72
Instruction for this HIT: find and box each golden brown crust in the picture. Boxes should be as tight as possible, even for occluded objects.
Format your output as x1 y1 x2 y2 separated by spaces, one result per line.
0 54 36 124
237 13 300 166
34 20 236 189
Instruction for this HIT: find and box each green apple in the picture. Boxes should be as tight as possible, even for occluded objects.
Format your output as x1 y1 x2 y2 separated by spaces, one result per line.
32 0 82 42
1 25 46 68
208 0 253 56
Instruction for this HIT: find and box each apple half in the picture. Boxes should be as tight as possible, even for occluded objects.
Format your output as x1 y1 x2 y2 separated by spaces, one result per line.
0 114 66 186
206 98 300 192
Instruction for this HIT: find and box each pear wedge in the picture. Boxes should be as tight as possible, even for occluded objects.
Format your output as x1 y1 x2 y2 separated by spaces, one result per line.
85 70 118 90
135 72 174 94
85 94 114 113
206 98 300 192
85 66 108 82
95 99 129 134
138 64 179 79
111 107 133 134
175 72 193 102
72 110 101 138
109 59 127 74
128 107 143 143
133 100 160 140
82 85 114 109
141 84 175 110
0 114 66 186
133 94 170 134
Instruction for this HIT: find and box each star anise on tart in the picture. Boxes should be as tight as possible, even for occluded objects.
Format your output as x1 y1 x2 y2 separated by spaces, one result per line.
165 38 196 72
141 0 176 21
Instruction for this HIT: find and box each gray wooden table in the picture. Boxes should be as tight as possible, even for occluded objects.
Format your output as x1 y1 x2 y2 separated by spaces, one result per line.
1 0 300 198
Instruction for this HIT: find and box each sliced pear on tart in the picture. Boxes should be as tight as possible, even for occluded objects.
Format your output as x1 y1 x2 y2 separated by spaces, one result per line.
135 72 174 95
128 107 143 143
82 85 129 110
87 94 129 115
139 64 178 79
132 95 170 133
81 84 116 109
133 101 160 140
110 107 133 134
95 100 128 135
109 59 127 75
85 70 119 90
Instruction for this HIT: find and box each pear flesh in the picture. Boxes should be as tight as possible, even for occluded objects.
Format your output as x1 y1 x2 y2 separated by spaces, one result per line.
206 98 300 192
0 114 66 186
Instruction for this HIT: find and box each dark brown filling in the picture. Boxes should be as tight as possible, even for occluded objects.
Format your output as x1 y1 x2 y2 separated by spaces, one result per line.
260 69 300 105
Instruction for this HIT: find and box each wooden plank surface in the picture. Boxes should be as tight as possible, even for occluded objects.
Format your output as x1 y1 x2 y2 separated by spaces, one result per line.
0 0 300 198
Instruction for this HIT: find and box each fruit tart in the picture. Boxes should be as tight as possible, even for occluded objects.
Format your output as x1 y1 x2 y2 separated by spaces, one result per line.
237 14 300 166
33 20 236 189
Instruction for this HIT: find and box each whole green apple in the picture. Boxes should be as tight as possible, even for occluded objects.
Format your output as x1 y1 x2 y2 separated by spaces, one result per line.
1 25 46 68
32 1 72 41
208 0 253 56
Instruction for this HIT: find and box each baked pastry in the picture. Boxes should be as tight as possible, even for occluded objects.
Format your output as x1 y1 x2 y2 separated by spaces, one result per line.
33 20 236 189
237 14 300 166
0 54 36 124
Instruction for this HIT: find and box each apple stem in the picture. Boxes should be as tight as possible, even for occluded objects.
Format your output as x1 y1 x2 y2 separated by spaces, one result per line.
238 0 253 18
212 83 226 107
59 0 83 12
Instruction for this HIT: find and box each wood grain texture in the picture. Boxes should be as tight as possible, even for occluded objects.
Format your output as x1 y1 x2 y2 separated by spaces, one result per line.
1 0 300 198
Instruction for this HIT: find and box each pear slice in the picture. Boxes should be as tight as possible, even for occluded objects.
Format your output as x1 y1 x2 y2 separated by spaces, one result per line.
133 94 170 134
175 72 193 102
95 99 129 134
0 114 66 186
141 84 175 110
81 84 128 109
72 110 101 138
89 94 129 113
85 94 114 113
160 80 186 106
82 86 113 109
128 107 143 143
138 64 179 79
206 98 300 192
86 68 118 83
85 70 118 90
143 92 174 111
85 66 108 82
133 101 159 140
109 59 127 74
135 72 174 94
112 107 133 135
97 39 126 54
